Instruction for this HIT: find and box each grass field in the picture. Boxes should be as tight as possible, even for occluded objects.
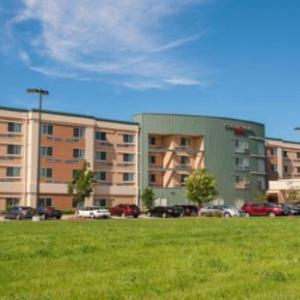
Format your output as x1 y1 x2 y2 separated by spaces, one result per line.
1 218 300 300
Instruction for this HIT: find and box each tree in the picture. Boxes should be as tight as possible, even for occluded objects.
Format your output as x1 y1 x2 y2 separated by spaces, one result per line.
286 189 300 202
185 169 218 207
68 160 94 208
255 191 268 202
141 187 155 210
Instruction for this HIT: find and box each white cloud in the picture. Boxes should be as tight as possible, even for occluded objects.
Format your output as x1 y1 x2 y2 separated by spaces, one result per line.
7 0 208 89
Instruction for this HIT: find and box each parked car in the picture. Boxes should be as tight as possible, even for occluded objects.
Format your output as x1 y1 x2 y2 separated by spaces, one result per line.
200 205 240 217
241 202 283 217
35 207 63 219
77 207 111 219
110 204 140 218
148 206 181 218
173 205 199 217
5 206 35 220
279 203 300 216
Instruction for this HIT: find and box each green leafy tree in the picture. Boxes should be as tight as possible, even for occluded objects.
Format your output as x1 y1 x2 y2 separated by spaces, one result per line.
141 187 155 210
286 189 300 202
255 191 268 203
185 169 218 207
68 160 94 208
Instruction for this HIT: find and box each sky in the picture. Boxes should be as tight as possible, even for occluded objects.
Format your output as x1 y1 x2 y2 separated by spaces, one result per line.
0 0 299 140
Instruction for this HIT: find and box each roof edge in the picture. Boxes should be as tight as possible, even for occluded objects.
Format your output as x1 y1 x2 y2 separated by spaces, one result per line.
134 112 265 127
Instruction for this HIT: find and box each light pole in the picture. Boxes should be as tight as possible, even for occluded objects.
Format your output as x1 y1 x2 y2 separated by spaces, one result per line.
26 88 49 207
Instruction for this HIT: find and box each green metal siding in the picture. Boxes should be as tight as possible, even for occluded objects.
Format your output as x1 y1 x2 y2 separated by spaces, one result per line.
135 113 266 207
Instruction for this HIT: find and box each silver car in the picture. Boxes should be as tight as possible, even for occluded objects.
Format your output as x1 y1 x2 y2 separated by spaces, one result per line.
200 205 240 217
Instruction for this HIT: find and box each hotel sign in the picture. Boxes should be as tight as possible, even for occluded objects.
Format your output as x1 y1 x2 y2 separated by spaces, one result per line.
224 123 254 135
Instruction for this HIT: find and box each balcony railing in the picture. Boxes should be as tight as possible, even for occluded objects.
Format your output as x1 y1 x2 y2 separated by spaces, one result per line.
235 147 250 154
235 165 250 172
176 164 192 170
235 182 250 189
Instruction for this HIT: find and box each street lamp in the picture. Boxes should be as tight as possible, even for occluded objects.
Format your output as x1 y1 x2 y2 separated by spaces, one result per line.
26 88 49 207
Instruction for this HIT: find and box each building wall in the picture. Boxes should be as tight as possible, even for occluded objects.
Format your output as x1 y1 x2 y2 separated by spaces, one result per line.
0 107 139 210
266 138 300 201
135 113 266 207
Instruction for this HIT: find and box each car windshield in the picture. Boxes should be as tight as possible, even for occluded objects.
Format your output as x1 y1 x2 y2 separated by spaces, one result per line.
222 205 235 209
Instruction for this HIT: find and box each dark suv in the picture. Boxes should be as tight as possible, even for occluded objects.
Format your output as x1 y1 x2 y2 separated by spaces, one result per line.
5 206 35 220
148 206 181 218
36 207 63 219
110 204 140 218
173 205 199 217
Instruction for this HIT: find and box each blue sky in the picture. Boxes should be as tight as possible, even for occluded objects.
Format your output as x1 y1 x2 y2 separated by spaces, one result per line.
0 0 299 140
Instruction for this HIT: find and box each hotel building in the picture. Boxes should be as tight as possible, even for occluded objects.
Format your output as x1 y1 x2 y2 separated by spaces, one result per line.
134 113 266 207
0 107 139 210
1 105 300 210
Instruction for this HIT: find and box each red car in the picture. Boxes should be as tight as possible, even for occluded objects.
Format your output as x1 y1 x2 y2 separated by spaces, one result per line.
110 204 140 218
241 202 283 217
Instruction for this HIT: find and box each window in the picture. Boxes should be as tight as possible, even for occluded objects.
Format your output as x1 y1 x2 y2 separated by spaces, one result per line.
38 198 52 208
123 173 134 182
284 165 289 173
270 147 277 156
271 164 277 172
7 145 21 155
73 149 85 159
94 171 106 181
235 157 240 165
297 152 300 159
235 176 240 183
283 151 288 158
40 168 52 178
96 151 107 161
150 174 156 183
123 134 134 144
7 122 22 133
180 175 188 184
150 155 156 164
94 199 106 207
6 167 21 177
297 167 300 174
40 146 53 157
41 124 53 135
73 127 85 138
180 156 189 165
95 131 106 141
180 137 190 146
6 197 20 208
123 153 134 162
235 140 239 148
149 136 156 145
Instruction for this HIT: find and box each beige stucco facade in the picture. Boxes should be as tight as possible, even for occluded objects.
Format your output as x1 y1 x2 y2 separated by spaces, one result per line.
0 107 139 210
266 138 300 202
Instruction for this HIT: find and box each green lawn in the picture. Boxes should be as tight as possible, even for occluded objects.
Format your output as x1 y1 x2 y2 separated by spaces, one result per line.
1 218 300 300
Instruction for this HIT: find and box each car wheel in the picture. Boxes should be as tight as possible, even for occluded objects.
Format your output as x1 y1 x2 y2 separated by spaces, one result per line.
56 216 61 220
224 213 231 218
162 212 167 218
245 212 250 217
268 212 275 217
133 215 138 218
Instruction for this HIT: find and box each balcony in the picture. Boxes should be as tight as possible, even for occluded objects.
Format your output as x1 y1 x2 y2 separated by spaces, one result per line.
235 182 250 189
96 141 114 147
176 164 192 171
149 164 164 170
235 147 250 154
235 165 250 172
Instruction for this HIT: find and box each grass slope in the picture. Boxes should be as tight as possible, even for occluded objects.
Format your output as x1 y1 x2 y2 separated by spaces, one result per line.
1 218 300 299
